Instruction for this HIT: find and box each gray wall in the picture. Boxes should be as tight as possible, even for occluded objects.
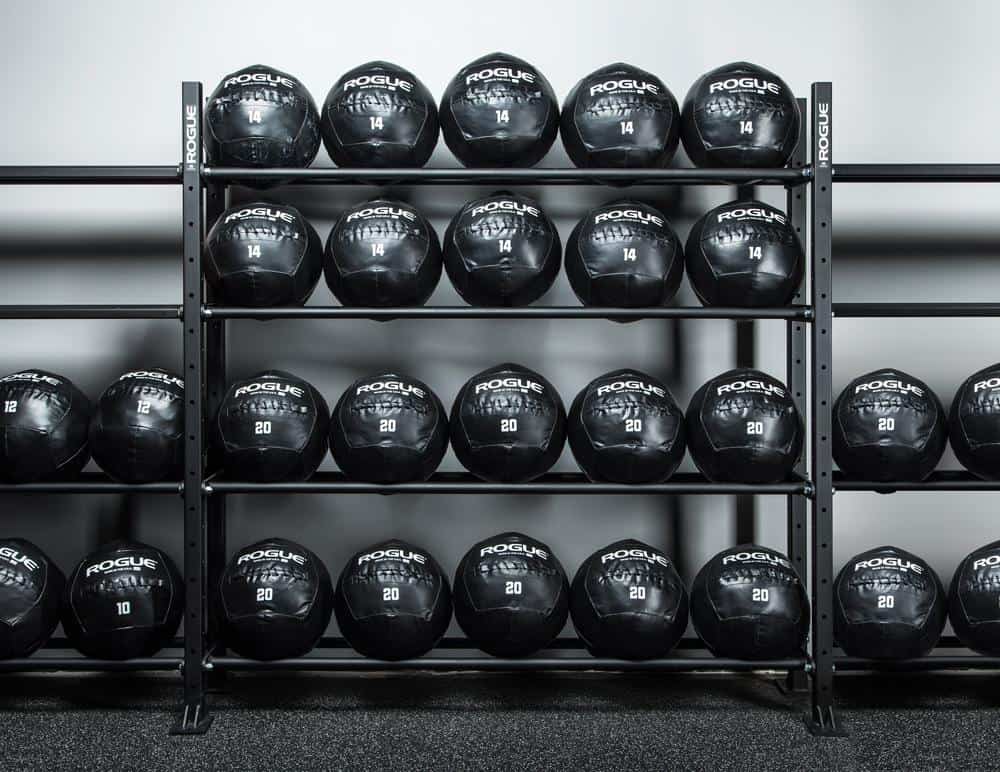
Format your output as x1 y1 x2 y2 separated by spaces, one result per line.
1 0 998 640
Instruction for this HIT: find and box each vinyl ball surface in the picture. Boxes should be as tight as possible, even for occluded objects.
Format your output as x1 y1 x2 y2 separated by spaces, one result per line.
565 202 683 308
834 546 945 659
335 539 451 661
322 60 438 168
833 369 947 482
681 61 800 168
685 368 802 483
443 192 561 307
218 538 333 661
330 372 448 483
204 202 323 307
568 369 685 483
63 541 182 660
89 369 184 483
451 363 566 482
324 199 441 307
205 64 321 169
570 539 688 659
440 52 559 167
0 370 91 483
454 532 569 657
691 545 808 659
685 200 803 307
561 62 680 168
214 370 330 482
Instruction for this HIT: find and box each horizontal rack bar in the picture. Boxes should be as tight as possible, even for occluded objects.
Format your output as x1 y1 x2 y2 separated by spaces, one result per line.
203 166 808 186
205 306 811 321
0 166 181 185
0 473 181 494
0 305 182 320
205 471 811 496
834 164 1000 183
208 655 808 673
835 470 1000 492
0 656 182 672
834 303 1000 318
835 656 1000 671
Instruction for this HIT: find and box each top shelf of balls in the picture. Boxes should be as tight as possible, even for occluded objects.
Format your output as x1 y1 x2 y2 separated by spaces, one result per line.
202 57 806 184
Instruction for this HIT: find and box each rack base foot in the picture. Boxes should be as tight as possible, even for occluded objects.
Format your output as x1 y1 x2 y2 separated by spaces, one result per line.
171 702 214 735
805 705 847 737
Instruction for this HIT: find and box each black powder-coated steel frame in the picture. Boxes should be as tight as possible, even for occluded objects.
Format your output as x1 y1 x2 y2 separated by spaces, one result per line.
1 79 994 737
194 89 818 732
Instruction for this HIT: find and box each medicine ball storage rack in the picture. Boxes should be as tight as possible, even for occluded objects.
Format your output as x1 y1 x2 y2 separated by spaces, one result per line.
3 80 996 737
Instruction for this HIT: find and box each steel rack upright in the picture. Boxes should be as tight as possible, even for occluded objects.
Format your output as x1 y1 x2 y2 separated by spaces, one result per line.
185 79 834 735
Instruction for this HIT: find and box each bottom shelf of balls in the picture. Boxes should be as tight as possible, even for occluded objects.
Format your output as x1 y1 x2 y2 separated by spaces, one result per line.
210 537 811 668
832 544 1000 667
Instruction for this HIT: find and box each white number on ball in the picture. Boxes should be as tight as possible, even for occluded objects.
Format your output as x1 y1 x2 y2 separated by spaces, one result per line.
379 419 397 433
500 419 518 433
505 581 522 595
629 586 646 600
116 601 132 615
878 418 895 431
370 116 384 130
625 419 642 432
383 587 400 601
256 588 273 602
495 110 510 124
254 421 272 435
752 588 770 602
623 248 637 262
877 595 895 609
746 421 764 435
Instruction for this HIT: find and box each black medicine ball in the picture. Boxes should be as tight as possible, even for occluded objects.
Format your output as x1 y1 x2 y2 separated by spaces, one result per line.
335 539 451 661
0 539 65 659
443 192 561 307
214 370 330 482
217 538 333 661
685 200 803 307
561 63 680 169
833 369 947 482
568 369 685 484
63 541 182 660
834 546 946 659
691 545 808 660
440 52 559 167
324 199 442 307
0 370 91 483
454 532 569 657
204 64 321 169
685 369 803 483
565 201 683 308
570 539 688 660
330 373 448 483
205 202 323 307
950 541 1000 655
451 363 566 482
681 62 800 168
949 363 1000 480
89 369 184 484
321 61 438 168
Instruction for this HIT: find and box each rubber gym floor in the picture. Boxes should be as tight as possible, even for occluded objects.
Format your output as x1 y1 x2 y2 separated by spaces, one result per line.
0 671 994 770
